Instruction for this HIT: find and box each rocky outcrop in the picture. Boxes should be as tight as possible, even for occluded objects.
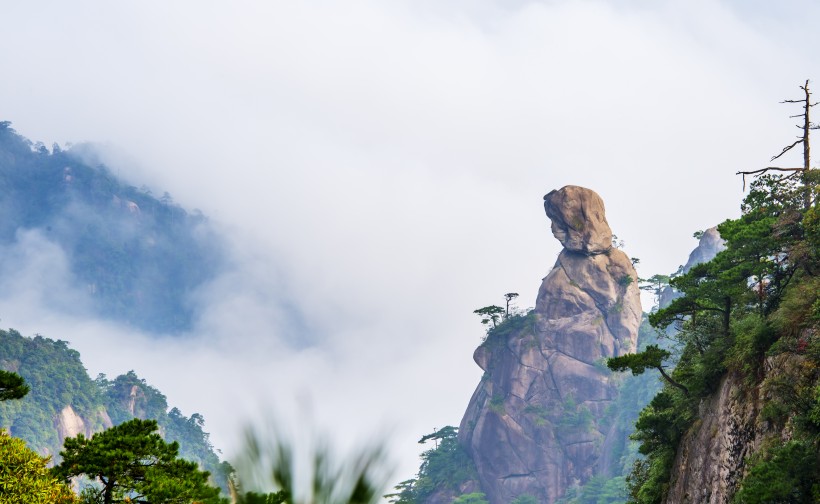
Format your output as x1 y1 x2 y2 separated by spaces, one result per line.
458 186 641 504
665 354 805 503
658 227 725 308
683 228 724 271
53 405 114 449
544 186 613 255
55 405 87 442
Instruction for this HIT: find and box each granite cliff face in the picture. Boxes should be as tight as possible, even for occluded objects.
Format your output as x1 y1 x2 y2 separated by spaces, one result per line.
683 228 725 271
658 227 725 308
54 405 113 452
458 186 641 504
664 352 809 503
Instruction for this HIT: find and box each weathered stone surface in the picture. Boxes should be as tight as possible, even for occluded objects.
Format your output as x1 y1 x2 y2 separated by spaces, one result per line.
52 406 113 458
55 405 87 442
458 186 641 504
683 227 724 272
664 372 755 504
664 354 804 503
658 227 725 308
544 186 613 255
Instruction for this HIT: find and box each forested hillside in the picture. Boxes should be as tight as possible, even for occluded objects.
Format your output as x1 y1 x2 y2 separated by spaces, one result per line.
612 99 820 500
0 328 230 491
0 121 224 333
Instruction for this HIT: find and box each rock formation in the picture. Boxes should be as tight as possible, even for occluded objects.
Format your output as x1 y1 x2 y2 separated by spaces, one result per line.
458 186 642 504
683 227 725 271
658 227 725 308
54 405 113 450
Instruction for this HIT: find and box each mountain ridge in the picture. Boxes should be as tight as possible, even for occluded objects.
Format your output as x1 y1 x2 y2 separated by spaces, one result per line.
0 121 224 333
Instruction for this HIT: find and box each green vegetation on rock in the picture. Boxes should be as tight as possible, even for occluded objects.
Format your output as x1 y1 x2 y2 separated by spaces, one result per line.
612 120 820 501
0 328 230 493
386 426 479 503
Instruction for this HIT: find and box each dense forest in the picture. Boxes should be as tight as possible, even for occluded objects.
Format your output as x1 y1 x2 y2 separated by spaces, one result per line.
0 121 224 333
615 171 820 502
0 328 231 491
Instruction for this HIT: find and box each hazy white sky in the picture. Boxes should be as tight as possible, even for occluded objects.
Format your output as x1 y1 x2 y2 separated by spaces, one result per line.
1 0 820 489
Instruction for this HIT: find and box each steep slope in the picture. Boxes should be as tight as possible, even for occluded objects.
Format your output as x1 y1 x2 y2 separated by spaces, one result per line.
623 170 820 503
663 337 819 503
0 122 224 333
458 186 641 504
0 328 229 491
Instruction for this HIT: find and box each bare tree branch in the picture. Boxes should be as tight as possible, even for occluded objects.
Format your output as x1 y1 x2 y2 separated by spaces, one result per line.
771 138 804 161
737 80 816 207
735 167 804 191
737 167 805 175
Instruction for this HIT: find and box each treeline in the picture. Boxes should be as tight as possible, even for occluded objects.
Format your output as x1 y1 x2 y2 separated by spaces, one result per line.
609 164 820 499
0 328 230 491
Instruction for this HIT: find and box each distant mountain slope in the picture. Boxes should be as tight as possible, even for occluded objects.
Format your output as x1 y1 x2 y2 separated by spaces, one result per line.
0 121 224 333
0 328 230 491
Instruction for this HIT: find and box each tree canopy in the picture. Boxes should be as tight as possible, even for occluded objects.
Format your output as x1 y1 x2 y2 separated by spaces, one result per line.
607 345 688 396
0 370 29 401
386 426 478 504
53 418 222 504
0 429 76 504
618 83 820 503
473 305 504 328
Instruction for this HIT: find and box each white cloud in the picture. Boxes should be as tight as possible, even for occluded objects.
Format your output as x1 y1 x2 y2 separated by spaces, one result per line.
0 0 819 489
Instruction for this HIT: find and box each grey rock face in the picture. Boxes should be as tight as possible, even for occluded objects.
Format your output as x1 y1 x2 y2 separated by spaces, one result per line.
683 227 724 272
458 186 641 504
658 227 725 309
665 354 804 503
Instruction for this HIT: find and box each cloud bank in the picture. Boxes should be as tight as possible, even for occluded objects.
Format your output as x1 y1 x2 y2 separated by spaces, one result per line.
1 0 819 485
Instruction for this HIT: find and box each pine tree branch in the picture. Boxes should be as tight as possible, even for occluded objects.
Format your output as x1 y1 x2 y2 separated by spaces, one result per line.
657 366 689 396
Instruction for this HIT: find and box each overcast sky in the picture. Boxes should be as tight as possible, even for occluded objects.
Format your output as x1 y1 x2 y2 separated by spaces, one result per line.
1 0 820 490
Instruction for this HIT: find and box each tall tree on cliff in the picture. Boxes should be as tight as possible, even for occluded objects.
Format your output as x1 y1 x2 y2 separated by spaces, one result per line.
738 79 818 210
503 293 519 317
53 418 221 504
615 82 820 504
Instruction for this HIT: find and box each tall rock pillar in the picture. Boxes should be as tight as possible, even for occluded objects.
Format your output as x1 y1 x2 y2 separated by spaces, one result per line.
458 186 642 504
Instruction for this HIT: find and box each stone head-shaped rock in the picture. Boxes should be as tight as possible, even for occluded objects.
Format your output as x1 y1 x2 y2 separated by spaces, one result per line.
544 186 612 255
